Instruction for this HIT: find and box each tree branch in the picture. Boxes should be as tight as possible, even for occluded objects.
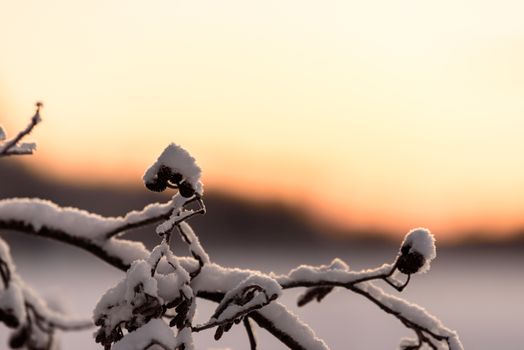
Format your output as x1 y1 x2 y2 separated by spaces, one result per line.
0 199 461 350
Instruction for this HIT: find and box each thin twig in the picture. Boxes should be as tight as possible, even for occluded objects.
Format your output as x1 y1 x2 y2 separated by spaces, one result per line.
0 103 42 157
349 283 452 347
0 259 10 288
243 317 257 350
104 210 173 239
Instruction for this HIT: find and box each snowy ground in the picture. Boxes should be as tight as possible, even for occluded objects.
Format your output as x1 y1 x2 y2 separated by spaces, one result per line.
2 246 522 349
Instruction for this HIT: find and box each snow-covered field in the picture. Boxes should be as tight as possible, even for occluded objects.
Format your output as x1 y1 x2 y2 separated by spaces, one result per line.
3 246 522 349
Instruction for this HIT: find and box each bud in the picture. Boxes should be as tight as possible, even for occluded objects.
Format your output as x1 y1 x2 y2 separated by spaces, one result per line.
145 179 167 192
157 165 173 182
169 172 183 185
178 181 195 198
397 247 426 274
8 326 28 348
0 309 20 328
397 228 436 274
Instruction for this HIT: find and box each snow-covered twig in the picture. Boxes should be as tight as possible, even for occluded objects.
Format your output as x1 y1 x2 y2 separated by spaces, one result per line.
0 103 42 157
349 282 462 349
193 274 281 339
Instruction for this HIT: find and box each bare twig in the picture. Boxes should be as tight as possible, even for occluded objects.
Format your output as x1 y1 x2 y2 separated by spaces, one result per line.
0 259 10 288
0 103 42 157
243 317 257 350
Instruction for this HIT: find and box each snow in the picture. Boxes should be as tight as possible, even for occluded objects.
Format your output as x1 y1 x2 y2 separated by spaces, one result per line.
155 273 182 303
0 238 14 268
113 319 176 350
94 241 197 348
276 259 392 287
0 282 26 327
355 282 463 350
9 142 37 154
178 222 210 264
0 198 176 240
258 302 330 350
143 143 203 196
93 258 163 339
222 274 281 306
398 337 418 349
191 264 261 294
102 239 150 266
175 326 195 350
400 228 436 273
209 274 282 323
124 261 158 302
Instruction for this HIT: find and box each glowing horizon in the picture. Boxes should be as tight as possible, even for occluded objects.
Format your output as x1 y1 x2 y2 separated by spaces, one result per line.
2 0 524 241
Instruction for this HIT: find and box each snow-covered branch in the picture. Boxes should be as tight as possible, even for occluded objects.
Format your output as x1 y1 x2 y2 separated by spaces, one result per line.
0 136 463 350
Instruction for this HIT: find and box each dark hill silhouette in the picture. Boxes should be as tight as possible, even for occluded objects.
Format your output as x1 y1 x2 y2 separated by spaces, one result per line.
0 159 396 253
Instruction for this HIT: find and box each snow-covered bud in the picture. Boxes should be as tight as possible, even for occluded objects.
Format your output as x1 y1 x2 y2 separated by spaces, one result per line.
144 165 172 192
397 228 436 274
143 143 203 195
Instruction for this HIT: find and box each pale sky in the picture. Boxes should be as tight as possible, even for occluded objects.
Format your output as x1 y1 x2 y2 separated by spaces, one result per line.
2 0 524 240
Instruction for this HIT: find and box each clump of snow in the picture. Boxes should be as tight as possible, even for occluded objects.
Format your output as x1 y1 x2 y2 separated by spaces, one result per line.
112 319 176 350
143 143 203 195
211 274 281 323
401 228 436 260
94 259 162 333
94 242 195 349
103 239 149 266
399 228 436 274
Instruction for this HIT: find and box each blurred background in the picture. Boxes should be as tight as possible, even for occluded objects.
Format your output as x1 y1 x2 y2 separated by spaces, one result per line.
1 0 524 348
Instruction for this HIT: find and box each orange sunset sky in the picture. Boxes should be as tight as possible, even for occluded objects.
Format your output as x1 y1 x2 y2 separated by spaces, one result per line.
1 0 524 241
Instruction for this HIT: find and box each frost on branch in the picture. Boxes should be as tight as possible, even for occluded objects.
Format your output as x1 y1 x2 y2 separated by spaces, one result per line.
0 122 463 350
